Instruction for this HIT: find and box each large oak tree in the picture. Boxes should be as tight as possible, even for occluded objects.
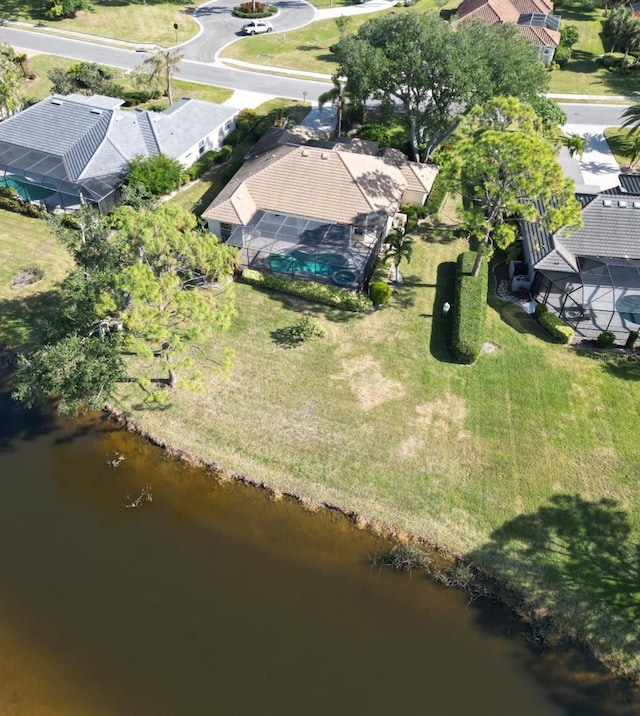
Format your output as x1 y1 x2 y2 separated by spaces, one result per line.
332 13 548 162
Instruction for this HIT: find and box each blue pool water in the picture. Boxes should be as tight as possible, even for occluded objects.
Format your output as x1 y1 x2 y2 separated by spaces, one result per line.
1 177 54 203
267 251 348 278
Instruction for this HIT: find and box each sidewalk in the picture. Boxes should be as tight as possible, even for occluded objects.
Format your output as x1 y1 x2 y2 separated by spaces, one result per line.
219 57 332 80
315 0 396 20
548 92 636 103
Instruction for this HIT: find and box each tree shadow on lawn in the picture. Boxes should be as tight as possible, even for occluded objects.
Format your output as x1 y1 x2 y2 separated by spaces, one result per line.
416 221 462 245
488 293 558 345
0 291 62 352
429 261 457 363
469 494 640 677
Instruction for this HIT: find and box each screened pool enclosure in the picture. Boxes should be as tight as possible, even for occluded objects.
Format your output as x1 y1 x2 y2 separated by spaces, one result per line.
227 209 386 289
534 258 640 340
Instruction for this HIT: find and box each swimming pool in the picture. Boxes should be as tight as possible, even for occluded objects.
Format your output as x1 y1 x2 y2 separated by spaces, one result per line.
1 177 54 203
267 251 349 278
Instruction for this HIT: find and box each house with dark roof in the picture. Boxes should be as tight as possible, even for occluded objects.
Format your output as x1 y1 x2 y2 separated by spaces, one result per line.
454 0 561 65
202 130 438 289
518 175 640 340
0 94 237 212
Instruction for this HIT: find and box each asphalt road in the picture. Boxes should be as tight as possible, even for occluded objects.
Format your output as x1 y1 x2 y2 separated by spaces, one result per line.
0 24 633 116
559 103 628 127
186 0 316 63
0 25 330 102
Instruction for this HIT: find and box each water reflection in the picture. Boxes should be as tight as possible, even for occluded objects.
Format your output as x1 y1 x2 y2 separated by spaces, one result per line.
0 388 637 715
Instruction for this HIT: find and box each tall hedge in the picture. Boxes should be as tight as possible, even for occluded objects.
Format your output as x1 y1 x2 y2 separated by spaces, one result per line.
452 251 489 364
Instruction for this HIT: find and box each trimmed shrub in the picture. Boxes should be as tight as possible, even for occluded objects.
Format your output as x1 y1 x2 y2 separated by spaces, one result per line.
534 302 548 316
596 330 616 348
602 52 625 69
369 280 392 306
232 3 276 17
452 251 489 364
183 151 218 181
554 45 572 67
0 188 43 218
215 144 233 163
424 172 447 217
538 311 574 344
241 269 371 312
400 202 430 232
625 330 638 349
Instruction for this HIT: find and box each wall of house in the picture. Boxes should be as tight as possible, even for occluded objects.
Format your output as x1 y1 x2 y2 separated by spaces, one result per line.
401 189 427 206
537 45 555 66
176 117 237 168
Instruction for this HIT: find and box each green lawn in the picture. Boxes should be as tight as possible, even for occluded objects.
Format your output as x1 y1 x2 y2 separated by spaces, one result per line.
220 0 459 73
23 55 232 106
0 0 198 46
548 3 640 96
111 220 640 677
0 211 73 350
604 127 640 169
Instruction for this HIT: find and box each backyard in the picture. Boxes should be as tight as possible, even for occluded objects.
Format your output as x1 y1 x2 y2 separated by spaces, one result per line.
107 213 640 677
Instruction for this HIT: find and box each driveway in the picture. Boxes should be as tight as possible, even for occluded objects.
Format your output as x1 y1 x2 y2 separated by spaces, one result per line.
184 0 316 63
558 104 630 191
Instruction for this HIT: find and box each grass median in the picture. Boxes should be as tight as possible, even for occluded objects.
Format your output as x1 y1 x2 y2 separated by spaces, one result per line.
111 220 640 677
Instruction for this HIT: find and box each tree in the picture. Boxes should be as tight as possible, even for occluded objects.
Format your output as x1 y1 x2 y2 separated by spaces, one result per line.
564 133 588 158
332 13 547 162
318 74 362 130
621 103 640 134
529 96 567 132
12 205 239 414
124 155 184 197
12 336 126 416
43 0 87 19
384 227 413 282
446 98 583 276
134 49 184 106
560 24 580 49
0 43 24 118
48 62 122 97
605 7 640 62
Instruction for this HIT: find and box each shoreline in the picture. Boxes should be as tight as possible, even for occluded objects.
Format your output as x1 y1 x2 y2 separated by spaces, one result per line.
105 403 638 686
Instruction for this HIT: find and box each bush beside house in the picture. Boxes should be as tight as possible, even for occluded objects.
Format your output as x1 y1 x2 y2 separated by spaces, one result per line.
241 269 371 312
452 251 488 364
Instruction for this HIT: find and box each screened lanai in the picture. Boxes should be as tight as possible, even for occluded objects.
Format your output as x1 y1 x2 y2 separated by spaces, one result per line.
534 258 640 339
227 209 385 289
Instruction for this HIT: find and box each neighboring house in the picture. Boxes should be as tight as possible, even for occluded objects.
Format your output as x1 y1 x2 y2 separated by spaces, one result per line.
518 175 640 340
454 0 561 65
202 130 438 289
0 94 237 212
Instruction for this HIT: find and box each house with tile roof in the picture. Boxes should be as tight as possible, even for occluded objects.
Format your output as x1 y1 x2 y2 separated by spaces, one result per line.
202 130 438 289
518 175 640 340
454 0 561 65
0 94 237 212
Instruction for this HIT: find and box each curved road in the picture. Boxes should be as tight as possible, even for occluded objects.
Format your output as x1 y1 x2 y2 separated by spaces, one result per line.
0 25 330 102
186 0 316 62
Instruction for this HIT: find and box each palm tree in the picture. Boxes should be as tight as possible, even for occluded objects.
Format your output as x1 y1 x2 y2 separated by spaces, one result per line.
564 133 587 158
621 103 640 135
140 49 184 106
627 135 640 170
318 75 362 135
383 227 413 283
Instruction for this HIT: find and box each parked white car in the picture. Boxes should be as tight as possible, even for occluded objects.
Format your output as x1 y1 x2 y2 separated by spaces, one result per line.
242 20 273 35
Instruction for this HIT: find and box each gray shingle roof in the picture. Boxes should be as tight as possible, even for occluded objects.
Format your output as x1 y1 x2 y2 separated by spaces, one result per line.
0 94 237 205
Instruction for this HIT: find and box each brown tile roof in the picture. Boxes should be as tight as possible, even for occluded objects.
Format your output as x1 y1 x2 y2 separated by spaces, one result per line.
456 0 520 23
517 24 560 46
512 0 554 13
203 143 437 227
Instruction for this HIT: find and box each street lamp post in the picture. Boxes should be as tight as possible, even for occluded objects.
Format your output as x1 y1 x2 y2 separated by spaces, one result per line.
302 91 308 104
173 22 179 44
337 75 347 138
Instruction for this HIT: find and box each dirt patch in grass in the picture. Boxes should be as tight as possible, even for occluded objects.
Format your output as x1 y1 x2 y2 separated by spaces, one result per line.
11 267 44 289
331 354 404 410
